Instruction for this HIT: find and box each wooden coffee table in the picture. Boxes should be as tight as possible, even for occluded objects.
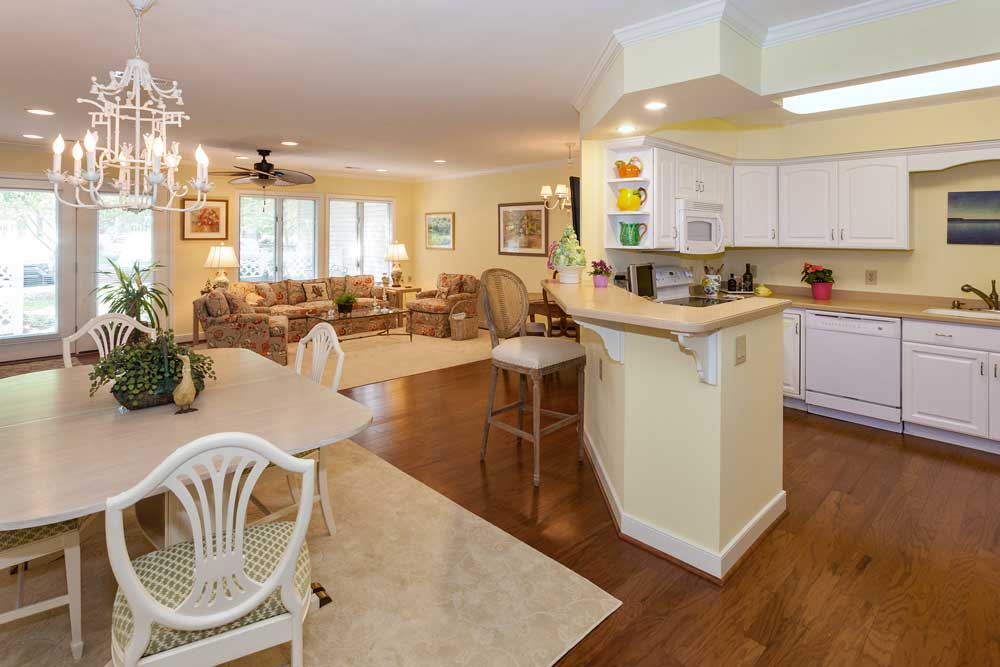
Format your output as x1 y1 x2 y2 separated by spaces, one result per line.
307 306 412 342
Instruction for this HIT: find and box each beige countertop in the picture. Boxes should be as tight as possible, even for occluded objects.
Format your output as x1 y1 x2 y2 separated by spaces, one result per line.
768 287 1000 328
542 280 789 334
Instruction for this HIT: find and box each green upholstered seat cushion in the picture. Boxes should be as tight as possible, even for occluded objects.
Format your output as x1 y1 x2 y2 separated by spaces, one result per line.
112 521 310 657
0 519 77 552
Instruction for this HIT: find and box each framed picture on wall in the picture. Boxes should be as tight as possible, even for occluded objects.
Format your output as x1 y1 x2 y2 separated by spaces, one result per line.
181 199 229 240
498 202 548 256
425 211 455 250
948 191 1000 245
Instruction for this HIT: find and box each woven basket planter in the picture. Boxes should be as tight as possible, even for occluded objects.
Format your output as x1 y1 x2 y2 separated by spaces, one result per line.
450 300 479 341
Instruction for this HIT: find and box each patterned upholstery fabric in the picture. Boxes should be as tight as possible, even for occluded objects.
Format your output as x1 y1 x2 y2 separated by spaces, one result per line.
302 281 329 301
254 283 278 307
204 290 230 317
193 293 288 365
286 280 307 305
111 522 310 658
0 519 77 552
326 276 347 300
347 275 375 298
228 282 256 301
223 291 255 314
408 273 480 338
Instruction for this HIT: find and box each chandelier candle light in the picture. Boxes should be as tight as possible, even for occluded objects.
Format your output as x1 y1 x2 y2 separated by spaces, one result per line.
46 0 211 213
540 143 575 212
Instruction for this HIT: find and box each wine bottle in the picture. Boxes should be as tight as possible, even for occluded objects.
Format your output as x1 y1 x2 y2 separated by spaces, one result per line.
727 274 737 291
742 263 754 292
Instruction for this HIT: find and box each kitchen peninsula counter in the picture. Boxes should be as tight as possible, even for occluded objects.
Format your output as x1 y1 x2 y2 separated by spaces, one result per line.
543 280 788 583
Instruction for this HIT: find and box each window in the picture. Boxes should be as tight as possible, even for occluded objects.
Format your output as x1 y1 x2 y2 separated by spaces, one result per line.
328 198 393 276
96 206 154 315
0 189 58 338
239 196 317 282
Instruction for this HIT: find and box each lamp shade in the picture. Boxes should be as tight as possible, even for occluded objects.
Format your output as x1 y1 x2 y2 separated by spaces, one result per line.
204 244 239 269
385 242 409 262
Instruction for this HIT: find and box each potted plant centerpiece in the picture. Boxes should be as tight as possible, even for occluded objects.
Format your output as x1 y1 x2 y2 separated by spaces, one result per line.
93 259 172 330
548 224 586 284
89 331 216 411
590 259 613 288
335 293 357 314
801 262 835 300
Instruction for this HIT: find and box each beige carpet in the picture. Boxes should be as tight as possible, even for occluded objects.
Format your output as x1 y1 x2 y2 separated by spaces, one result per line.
0 440 620 666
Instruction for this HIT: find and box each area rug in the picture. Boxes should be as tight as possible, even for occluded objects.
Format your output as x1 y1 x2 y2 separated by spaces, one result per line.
0 440 620 666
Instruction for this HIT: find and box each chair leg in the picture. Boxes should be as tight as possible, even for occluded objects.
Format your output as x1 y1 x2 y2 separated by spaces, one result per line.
65 533 83 660
577 364 586 463
481 365 499 461
317 447 336 536
516 375 526 448
14 562 24 608
532 376 542 487
290 614 304 667
286 474 301 503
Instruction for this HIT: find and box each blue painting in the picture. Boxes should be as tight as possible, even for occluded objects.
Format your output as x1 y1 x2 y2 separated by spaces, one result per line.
948 191 1000 245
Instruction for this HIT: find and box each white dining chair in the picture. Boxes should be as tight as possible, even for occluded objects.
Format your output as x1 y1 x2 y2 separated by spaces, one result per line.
62 313 157 368
105 432 315 667
0 522 83 660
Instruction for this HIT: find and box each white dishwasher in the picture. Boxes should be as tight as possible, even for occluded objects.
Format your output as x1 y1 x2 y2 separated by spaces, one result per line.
805 310 902 426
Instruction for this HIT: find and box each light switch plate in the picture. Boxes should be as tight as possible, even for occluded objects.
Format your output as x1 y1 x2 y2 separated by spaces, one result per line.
865 269 878 286
735 334 747 365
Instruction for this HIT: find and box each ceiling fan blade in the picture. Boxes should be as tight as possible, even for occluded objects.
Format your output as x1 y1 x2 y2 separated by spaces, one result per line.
210 171 252 176
270 169 315 185
228 175 258 185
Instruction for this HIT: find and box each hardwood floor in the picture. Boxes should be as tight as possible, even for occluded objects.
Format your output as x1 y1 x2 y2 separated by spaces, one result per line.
344 359 1000 666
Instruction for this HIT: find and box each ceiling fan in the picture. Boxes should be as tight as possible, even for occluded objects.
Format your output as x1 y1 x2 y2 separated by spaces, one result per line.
210 149 316 188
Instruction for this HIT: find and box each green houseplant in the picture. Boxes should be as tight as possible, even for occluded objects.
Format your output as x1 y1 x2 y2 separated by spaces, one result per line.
801 262 835 300
89 331 216 410
93 259 172 329
335 293 358 314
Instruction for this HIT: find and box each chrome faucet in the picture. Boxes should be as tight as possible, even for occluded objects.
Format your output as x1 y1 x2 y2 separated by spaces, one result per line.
961 280 1000 310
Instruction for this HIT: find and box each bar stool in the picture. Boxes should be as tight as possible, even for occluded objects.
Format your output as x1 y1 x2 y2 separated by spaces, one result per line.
479 269 586 486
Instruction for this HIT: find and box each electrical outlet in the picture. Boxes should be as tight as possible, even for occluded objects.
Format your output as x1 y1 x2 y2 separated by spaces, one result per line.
865 269 878 286
735 335 747 365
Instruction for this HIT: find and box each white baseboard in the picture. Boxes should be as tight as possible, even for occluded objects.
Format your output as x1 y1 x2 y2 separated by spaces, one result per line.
806 403 903 433
904 422 1000 456
583 427 785 580
783 397 807 411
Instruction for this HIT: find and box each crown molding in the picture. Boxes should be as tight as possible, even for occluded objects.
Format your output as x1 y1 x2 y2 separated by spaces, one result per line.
419 159 568 183
763 0 958 47
720 1 767 46
572 34 623 112
613 0 725 46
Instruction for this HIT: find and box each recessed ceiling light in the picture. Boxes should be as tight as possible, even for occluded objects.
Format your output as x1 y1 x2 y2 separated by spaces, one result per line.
783 58 1000 114
280 141 299 146
644 102 667 111
25 109 55 116
375 168 388 173
22 134 43 139
433 159 447 164
616 124 636 134
234 155 249 160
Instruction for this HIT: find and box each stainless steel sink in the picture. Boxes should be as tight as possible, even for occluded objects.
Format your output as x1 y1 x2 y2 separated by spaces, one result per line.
923 308 1000 320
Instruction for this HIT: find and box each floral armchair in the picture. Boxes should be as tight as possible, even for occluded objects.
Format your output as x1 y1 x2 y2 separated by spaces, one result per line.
407 273 480 338
192 290 288 365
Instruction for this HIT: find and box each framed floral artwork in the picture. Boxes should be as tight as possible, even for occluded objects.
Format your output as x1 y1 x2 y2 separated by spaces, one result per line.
425 211 455 250
181 199 229 240
498 202 547 256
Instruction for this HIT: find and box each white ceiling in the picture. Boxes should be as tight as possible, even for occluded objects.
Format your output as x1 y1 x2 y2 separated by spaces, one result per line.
0 0 932 180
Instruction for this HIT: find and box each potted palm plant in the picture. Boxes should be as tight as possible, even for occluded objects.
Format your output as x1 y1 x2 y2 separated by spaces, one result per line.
93 259 172 330
335 293 357 314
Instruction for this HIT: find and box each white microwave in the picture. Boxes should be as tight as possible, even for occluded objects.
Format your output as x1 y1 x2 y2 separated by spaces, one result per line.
675 199 725 254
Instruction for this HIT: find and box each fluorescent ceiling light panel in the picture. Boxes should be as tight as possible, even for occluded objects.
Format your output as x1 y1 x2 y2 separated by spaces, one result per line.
280 141 299 146
433 159 447 163
783 59 1000 114
22 134 43 139
26 109 55 116
644 102 667 111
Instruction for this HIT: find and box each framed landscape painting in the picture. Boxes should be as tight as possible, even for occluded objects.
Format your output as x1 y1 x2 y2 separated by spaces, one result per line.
498 202 547 256
182 199 228 240
425 211 455 250
948 191 1000 245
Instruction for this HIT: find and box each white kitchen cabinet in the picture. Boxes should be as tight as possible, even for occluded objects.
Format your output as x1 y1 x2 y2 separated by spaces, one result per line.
783 310 804 399
838 156 909 249
991 353 1000 441
675 153 699 201
733 165 777 246
699 159 725 206
675 153 726 205
902 341 989 437
722 166 734 247
779 161 838 247
653 148 678 250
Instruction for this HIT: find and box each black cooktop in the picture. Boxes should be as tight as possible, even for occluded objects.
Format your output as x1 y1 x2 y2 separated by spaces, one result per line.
661 296 738 307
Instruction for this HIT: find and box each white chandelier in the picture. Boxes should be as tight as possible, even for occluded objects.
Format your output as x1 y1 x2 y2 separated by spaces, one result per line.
46 0 211 213
540 143 575 212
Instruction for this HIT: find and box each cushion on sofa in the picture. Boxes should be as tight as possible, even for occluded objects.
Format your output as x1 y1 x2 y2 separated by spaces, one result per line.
229 282 257 301
223 290 255 314
326 276 347 300
354 297 376 309
205 290 230 317
286 280 307 305
461 274 479 294
435 273 464 299
302 281 329 301
254 283 279 307
269 305 313 318
347 275 375 298
408 298 451 314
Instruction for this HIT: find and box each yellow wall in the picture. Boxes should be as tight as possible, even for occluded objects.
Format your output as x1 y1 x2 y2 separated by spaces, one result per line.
410 164 579 292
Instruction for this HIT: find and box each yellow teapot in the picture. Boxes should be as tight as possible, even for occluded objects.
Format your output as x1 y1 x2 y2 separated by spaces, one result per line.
616 187 647 212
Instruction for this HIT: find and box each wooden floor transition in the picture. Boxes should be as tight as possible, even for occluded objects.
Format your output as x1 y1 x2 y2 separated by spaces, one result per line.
345 359 1000 666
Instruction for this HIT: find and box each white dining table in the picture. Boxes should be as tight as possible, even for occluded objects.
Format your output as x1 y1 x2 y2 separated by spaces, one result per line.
0 348 373 543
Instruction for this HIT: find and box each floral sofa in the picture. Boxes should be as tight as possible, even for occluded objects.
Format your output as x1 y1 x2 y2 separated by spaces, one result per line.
406 273 480 338
193 290 289 365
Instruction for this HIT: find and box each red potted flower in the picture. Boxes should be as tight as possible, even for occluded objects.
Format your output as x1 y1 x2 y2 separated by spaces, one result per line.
801 262 834 300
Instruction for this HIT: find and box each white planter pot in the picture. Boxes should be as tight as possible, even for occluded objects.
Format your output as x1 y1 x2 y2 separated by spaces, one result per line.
555 265 583 284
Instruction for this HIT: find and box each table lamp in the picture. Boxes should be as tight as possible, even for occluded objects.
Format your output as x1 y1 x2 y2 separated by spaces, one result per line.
204 244 240 289
385 241 409 287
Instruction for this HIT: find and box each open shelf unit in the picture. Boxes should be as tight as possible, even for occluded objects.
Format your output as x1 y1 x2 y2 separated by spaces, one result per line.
604 140 655 251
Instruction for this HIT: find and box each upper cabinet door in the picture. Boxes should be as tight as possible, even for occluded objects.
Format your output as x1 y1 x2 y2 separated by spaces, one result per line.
733 165 778 247
652 149 678 250
779 162 838 247
675 153 700 201
698 160 725 205
838 156 909 249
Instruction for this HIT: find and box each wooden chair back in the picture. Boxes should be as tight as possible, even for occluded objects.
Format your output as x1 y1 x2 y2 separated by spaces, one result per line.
480 268 529 348
62 313 156 368
295 322 345 391
104 432 314 664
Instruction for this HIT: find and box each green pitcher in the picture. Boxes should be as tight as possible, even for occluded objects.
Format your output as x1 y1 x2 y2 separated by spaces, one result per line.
619 221 648 247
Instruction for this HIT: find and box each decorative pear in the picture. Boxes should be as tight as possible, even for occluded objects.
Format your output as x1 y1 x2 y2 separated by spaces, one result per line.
173 354 198 414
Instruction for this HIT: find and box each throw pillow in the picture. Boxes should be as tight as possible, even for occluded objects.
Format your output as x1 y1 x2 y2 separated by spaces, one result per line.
286 280 307 305
435 273 463 299
254 283 278 307
461 274 478 294
302 281 330 302
245 292 264 306
347 275 374 298
205 290 230 318
223 290 255 314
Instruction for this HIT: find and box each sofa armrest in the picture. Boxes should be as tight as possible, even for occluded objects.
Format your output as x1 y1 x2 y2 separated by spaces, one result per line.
415 290 438 299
